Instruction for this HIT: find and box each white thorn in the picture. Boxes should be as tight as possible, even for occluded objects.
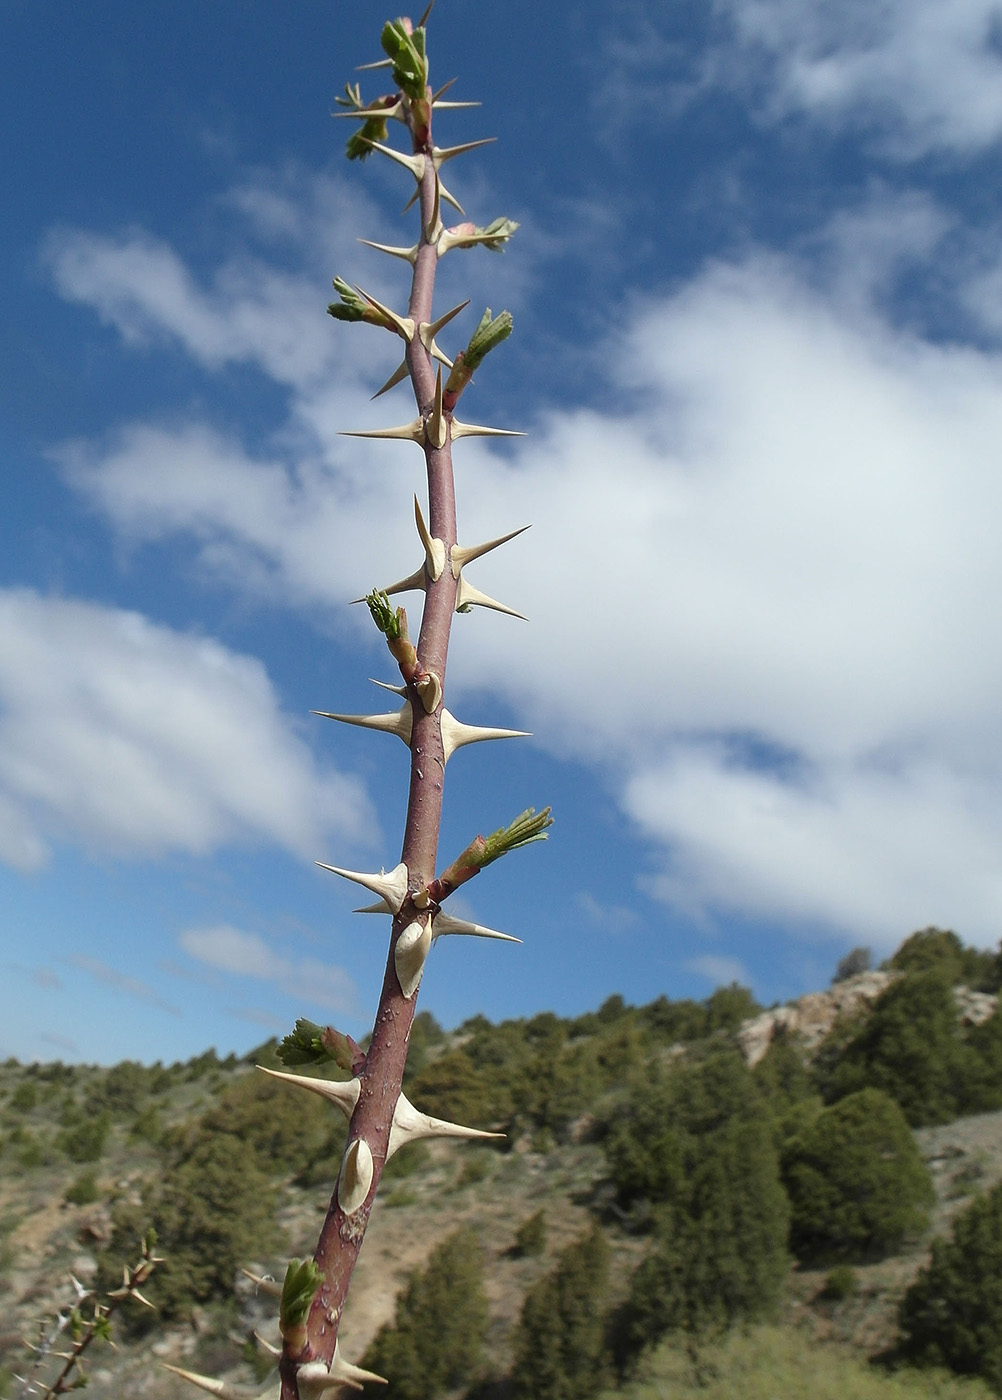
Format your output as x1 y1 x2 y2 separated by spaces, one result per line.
339 418 426 444
240 1269 283 1299
388 1089 504 1158
353 285 415 341
450 421 526 440
334 100 404 122
356 57 394 70
354 899 392 914
414 496 446 580
314 859 410 913
297 1345 387 1397
162 1366 256 1399
369 677 408 696
394 916 432 998
371 359 411 399
256 1066 361 1119
358 566 427 599
432 138 497 165
440 708 530 763
455 575 527 620
254 1334 282 1359
432 912 522 944
451 525 531 576
420 299 469 344
415 671 443 714
425 171 443 245
427 337 454 370
432 99 482 110
337 1137 374 1215
428 366 447 449
437 176 464 214
358 237 418 264
361 140 426 180
331 1343 388 1390
313 705 412 744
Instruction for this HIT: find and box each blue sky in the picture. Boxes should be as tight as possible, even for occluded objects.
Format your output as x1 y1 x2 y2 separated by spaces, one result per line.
4 0 1002 1064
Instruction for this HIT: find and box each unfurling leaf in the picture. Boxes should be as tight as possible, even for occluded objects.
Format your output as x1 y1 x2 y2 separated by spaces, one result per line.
381 18 428 101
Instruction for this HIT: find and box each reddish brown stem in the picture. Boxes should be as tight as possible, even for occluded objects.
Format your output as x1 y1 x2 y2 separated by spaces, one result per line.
280 77 462 1400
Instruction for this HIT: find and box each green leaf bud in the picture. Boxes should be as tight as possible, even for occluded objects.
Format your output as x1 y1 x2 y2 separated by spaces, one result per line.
380 19 428 101
280 1257 324 1340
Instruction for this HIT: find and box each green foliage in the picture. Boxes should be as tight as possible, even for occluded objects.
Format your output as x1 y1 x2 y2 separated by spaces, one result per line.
618 1118 790 1357
887 928 1001 991
380 18 428 101
408 1048 500 1128
59 1113 109 1163
604 1047 770 1211
196 1068 338 1175
512 1227 611 1400
899 1180 1002 1390
783 1089 934 1261
145 1131 280 1319
65 1170 100 1206
834 947 872 983
601 1324 997 1400
280 1257 324 1334
511 1209 547 1258
362 1228 487 1400
10 1081 37 1112
821 1265 860 1302
704 982 761 1032
816 971 976 1126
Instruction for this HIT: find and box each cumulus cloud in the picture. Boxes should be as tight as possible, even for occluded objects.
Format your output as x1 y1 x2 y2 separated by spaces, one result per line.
715 0 1002 155
179 923 359 1015
0 590 372 870
46 195 1002 954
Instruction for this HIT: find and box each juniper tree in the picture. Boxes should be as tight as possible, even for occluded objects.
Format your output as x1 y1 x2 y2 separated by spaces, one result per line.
168 12 549 1400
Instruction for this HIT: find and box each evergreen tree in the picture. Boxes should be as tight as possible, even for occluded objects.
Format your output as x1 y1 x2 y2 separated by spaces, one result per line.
619 1115 789 1357
783 1088 933 1261
900 1179 1002 1390
512 1227 611 1400
816 970 975 1125
362 1229 487 1400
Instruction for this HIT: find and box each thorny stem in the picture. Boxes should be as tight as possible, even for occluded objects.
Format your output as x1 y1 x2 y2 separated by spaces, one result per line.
281 45 461 1400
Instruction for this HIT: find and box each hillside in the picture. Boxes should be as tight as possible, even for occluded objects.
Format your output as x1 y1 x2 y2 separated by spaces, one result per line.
3 927 1002 1399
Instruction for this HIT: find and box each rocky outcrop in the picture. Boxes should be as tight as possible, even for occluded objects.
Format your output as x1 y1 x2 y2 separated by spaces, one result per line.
738 970 1000 1067
738 971 896 1067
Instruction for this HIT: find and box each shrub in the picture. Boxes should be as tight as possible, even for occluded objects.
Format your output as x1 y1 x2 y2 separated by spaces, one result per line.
784 1088 933 1261
604 1047 772 1212
407 1048 500 1129
512 1227 610 1400
362 1229 487 1400
887 928 999 990
140 1131 280 1319
511 1209 547 1258
899 1179 1002 1389
618 1114 790 1358
65 1170 100 1205
59 1113 110 1163
816 971 975 1126
821 1265 859 1302
834 947 872 983
10 1082 37 1112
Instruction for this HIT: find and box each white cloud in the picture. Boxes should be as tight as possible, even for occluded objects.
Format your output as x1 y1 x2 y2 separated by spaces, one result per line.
685 954 751 987
0 590 371 870
70 952 181 1017
48 203 1002 954
179 924 358 1015
716 0 1002 155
